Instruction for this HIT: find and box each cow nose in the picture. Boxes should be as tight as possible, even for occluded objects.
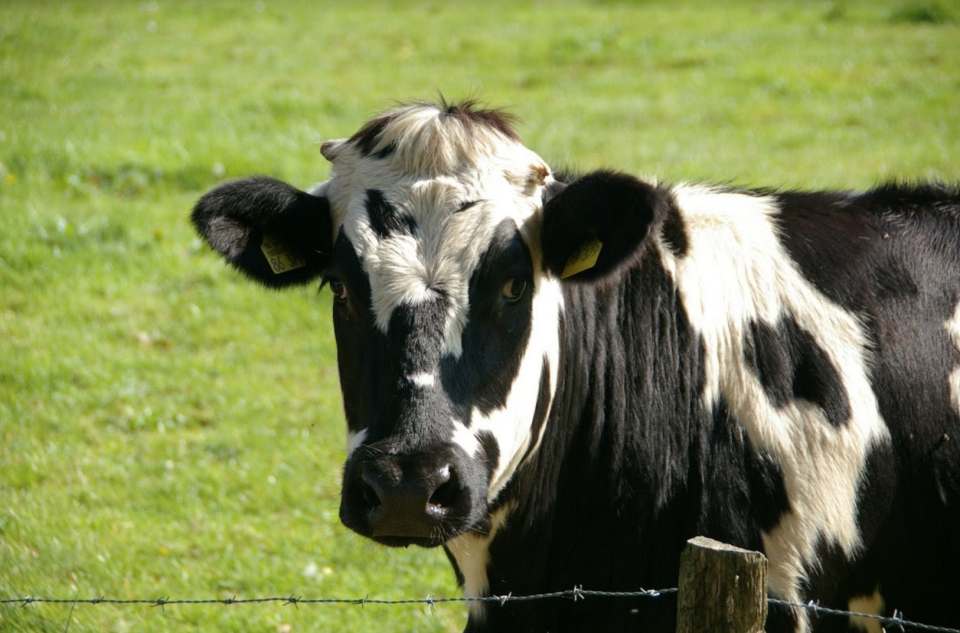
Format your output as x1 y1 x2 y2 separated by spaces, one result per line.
356 458 464 542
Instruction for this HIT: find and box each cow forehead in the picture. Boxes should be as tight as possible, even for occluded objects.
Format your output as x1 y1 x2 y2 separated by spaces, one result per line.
320 105 553 354
322 103 552 230
341 178 543 356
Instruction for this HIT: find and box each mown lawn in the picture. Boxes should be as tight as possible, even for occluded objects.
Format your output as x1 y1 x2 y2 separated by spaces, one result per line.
1 1 957 631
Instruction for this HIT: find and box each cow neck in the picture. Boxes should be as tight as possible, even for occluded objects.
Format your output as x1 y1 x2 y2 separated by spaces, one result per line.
487 251 704 593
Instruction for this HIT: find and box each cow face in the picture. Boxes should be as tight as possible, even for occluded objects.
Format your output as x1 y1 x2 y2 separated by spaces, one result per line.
318 104 569 547
192 101 664 548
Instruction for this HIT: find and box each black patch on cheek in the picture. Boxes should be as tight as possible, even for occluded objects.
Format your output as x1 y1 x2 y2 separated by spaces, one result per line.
660 203 689 257
744 316 852 427
476 430 501 480
365 189 416 239
331 233 394 432
441 220 534 418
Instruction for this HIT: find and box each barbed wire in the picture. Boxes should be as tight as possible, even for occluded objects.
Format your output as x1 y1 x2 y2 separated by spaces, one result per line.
4 588 959 632
1 586 674 610
771 598 960 633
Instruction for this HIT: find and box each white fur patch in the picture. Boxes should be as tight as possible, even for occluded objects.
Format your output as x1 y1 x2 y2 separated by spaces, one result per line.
409 372 436 389
346 427 368 458
659 185 890 627
450 420 480 457
445 504 514 621
945 300 960 419
848 587 884 633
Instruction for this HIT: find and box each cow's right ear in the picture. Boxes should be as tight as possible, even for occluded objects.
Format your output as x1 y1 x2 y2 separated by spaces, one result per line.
540 170 669 283
191 177 332 288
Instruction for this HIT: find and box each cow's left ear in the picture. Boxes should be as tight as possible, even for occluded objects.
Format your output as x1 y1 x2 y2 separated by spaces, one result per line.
540 170 668 283
191 176 332 288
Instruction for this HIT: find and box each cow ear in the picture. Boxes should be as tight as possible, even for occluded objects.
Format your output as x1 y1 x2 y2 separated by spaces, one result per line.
541 170 667 283
191 177 332 288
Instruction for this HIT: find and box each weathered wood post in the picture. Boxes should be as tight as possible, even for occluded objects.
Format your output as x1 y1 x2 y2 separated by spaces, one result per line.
677 536 768 633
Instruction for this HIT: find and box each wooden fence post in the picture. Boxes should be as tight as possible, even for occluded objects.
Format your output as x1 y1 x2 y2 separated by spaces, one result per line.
676 536 768 633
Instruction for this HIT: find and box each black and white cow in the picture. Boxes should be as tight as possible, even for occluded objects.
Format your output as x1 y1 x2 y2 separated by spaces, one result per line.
192 100 960 632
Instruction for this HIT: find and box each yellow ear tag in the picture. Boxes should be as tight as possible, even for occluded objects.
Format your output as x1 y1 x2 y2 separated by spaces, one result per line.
260 233 307 274
561 237 603 279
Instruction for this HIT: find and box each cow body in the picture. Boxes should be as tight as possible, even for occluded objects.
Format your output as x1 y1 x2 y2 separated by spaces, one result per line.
192 101 960 632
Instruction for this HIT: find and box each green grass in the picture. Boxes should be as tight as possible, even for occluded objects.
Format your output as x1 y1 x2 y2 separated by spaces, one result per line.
1 0 958 631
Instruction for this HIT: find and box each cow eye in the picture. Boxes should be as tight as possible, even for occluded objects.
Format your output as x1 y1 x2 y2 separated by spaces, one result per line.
502 278 526 303
328 278 348 302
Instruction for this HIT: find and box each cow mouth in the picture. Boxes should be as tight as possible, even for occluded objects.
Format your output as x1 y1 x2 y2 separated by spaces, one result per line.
371 534 447 549
355 502 478 549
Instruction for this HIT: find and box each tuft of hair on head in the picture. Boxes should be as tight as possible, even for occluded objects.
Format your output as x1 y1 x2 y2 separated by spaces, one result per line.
433 95 521 143
345 98 523 176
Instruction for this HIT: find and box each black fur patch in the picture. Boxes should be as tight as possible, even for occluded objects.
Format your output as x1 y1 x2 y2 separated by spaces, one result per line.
744 317 851 427
389 299 448 377
660 202 689 258
441 219 534 418
330 233 384 434
874 256 919 300
439 98 520 142
772 183 960 312
365 189 415 238
349 113 399 158
476 430 501 481
744 445 792 532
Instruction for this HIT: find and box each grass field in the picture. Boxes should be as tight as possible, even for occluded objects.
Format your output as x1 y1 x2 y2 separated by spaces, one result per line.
1 1 958 631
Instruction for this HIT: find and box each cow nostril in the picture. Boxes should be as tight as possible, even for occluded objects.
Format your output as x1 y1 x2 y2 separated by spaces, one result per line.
428 466 460 510
428 480 459 509
362 484 381 510
358 474 382 510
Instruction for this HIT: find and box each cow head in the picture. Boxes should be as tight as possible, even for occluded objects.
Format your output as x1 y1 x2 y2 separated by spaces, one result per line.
193 101 665 548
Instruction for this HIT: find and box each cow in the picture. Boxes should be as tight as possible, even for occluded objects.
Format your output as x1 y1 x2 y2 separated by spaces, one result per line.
191 99 960 632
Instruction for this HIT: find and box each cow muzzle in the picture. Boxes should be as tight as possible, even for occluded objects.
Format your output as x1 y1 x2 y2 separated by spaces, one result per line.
339 444 484 548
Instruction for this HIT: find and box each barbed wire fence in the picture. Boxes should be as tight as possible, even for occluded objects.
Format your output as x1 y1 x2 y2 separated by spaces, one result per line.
5 588 960 632
5 539 959 632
